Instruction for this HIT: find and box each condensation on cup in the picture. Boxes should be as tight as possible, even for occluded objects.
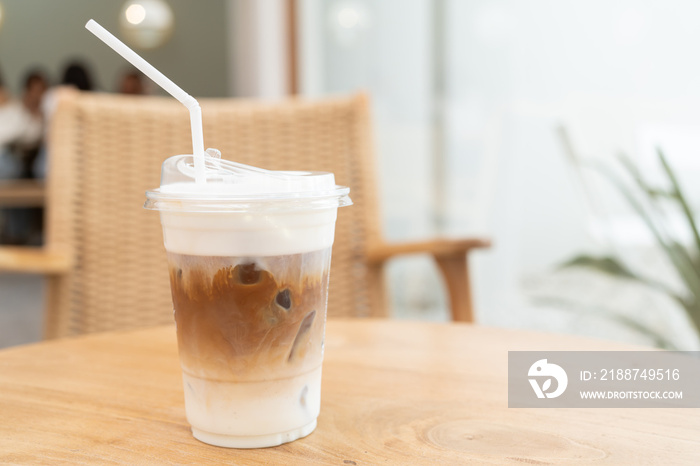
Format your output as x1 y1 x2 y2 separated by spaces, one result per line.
145 153 351 448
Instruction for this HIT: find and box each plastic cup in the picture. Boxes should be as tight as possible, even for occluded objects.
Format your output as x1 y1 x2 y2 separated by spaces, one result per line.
145 155 351 448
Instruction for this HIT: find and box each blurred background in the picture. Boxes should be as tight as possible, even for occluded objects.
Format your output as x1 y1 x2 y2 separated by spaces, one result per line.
2 0 700 350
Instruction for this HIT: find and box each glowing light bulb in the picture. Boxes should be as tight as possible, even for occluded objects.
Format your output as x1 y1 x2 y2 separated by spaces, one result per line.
119 0 174 50
337 6 360 29
125 4 146 25
328 1 370 47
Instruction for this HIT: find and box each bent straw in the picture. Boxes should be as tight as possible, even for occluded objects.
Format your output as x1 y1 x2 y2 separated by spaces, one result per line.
85 19 206 184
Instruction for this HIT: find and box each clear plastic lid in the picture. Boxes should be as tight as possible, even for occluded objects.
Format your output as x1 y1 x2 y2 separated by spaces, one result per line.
144 151 352 212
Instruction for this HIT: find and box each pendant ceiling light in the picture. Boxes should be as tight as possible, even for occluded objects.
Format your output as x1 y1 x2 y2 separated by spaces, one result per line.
119 0 174 50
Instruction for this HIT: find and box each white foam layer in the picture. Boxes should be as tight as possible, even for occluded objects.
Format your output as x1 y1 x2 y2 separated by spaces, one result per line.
182 367 322 448
159 208 337 256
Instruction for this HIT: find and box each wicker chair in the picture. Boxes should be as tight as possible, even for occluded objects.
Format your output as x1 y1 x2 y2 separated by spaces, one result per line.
0 89 490 338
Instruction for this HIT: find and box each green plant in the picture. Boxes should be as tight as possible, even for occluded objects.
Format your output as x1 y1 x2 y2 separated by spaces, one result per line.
555 127 700 348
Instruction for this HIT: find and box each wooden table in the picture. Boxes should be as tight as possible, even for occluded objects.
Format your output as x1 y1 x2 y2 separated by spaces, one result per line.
0 320 697 464
0 179 45 207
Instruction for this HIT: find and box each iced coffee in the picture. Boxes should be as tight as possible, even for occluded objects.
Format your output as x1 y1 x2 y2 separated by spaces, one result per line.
168 249 331 446
146 154 350 448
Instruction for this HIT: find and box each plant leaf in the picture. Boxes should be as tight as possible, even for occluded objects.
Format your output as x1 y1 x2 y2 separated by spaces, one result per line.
556 134 700 341
657 148 700 265
646 188 675 199
551 258 700 340
592 161 700 296
561 254 684 302
560 255 636 278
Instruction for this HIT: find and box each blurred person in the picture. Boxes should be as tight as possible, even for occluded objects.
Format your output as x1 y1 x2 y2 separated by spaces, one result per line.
61 60 95 91
37 59 97 178
15 69 48 177
22 70 48 118
0 64 9 106
0 68 49 245
0 68 49 178
118 69 146 95
42 59 96 119
0 64 17 244
0 63 17 179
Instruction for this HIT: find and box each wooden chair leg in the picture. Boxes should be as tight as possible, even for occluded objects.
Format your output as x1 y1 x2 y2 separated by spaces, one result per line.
366 262 389 318
43 275 71 339
434 253 474 322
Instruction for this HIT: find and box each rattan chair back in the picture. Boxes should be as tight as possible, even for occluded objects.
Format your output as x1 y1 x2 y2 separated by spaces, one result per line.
46 90 378 337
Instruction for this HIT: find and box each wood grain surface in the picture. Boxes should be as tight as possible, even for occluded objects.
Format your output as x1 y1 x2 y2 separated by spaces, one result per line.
0 320 697 465
0 179 45 207
0 246 71 274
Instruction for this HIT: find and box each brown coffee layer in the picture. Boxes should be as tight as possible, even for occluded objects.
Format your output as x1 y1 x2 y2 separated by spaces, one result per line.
168 248 331 381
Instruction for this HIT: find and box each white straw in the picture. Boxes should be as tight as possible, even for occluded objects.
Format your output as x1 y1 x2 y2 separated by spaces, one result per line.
85 19 206 184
